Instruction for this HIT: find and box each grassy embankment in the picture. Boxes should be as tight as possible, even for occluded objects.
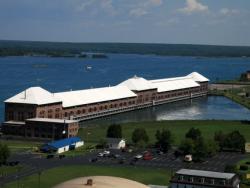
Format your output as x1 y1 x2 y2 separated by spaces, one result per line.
0 140 42 153
4 165 172 188
78 120 250 146
209 85 250 109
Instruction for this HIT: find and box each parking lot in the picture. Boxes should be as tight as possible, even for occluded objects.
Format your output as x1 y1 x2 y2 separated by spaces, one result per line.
90 149 249 172
1 148 249 186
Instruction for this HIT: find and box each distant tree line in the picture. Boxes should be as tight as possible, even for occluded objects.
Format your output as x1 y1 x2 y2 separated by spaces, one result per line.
1 40 250 57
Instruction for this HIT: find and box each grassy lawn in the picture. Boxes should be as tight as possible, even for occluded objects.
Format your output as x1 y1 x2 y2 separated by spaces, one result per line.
79 120 250 145
0 165 22 177
0 140 42 153
4 165 172 188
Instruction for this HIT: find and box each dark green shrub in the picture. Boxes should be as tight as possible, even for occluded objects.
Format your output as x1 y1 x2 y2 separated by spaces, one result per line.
239 165 248 171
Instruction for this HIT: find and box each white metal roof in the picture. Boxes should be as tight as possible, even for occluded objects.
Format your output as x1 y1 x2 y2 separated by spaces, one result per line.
4 72 209 107
26 118 77 124
150 74 201 93
188 72 210 82
176 169 235 179
5 87 61 105
54 85 137 108
118 75 157 91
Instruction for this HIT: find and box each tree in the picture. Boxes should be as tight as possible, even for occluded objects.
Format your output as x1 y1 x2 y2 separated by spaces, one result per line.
106 124 122 138
185 127 201 141
193 137 208 161
224 164 238 173
155 129 174 152
206 140 219 157
132 128 149 146
224 130 246 152
179 138 195 155
0 144 10 164
214 131 226 150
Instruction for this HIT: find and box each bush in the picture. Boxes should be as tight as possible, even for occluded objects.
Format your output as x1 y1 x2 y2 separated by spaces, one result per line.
224 164 237 173
239 165 249 171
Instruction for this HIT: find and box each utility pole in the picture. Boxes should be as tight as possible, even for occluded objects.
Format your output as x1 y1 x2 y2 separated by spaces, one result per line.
38 169 42 188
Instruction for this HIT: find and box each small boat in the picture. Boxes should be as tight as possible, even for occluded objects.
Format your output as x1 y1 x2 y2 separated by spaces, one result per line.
85 65 92 70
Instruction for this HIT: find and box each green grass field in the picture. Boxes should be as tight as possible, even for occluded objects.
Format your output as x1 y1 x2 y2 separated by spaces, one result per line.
4 165 172 188
0 165 22 177
79 120 250 145
0 140 42 153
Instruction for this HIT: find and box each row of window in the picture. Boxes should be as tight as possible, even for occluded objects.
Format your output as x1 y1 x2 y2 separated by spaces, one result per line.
64 100 137 117
7 111 34 121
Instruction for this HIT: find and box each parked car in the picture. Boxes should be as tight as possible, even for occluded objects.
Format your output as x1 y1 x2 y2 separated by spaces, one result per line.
118 157 126 164
103 150 110 156
184 154 192 162
98 152 104 157
89 158 98 163
59 155 65 159
134 154 143 160
143 152 153 161
46 154 54 159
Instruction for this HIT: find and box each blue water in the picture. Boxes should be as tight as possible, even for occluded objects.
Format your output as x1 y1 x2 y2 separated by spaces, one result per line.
1 54 250 122
81 96 250 126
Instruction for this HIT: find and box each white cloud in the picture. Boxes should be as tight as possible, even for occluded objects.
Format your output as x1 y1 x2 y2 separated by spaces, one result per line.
178 0 208 14
100 0 117 15
220 8 239 16
76 0 95 12
129 0 163 17
156 18 180 27
129 8 148 17
76 0 116 16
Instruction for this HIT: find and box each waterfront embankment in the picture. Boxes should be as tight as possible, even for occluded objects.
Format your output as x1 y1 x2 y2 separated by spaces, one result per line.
209 83 250 109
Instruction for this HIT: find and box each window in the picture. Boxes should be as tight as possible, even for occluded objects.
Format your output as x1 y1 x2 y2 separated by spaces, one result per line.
82 109 85 113
8 111 14 120
64 112 68 117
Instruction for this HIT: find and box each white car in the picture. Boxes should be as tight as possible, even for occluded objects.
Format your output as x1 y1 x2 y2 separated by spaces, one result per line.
103 150 110 155
98 152 104 157
134 154 143 159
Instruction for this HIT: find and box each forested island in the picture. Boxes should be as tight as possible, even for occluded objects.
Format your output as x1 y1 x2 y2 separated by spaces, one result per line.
1 40 250 57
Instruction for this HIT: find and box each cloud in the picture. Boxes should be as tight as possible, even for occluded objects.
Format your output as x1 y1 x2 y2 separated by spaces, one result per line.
156 18 180 27
178 0 208 14
76 0 95 12
76 0 116 16
129 8 148 17
219 8 239 16
129 0 163 17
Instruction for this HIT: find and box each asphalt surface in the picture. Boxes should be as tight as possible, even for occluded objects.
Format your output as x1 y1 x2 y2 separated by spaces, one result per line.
0 149 249 187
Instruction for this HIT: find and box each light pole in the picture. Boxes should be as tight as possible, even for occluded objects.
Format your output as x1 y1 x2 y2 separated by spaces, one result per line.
38 169 42 188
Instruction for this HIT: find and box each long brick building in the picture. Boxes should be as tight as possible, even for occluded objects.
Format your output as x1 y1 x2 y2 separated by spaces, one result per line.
2 72 209 140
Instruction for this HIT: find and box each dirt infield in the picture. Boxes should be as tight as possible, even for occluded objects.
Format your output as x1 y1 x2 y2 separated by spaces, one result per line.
53 176 149 188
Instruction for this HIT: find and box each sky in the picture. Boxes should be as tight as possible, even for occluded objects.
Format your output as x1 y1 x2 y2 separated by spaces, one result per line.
0 0 250 46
